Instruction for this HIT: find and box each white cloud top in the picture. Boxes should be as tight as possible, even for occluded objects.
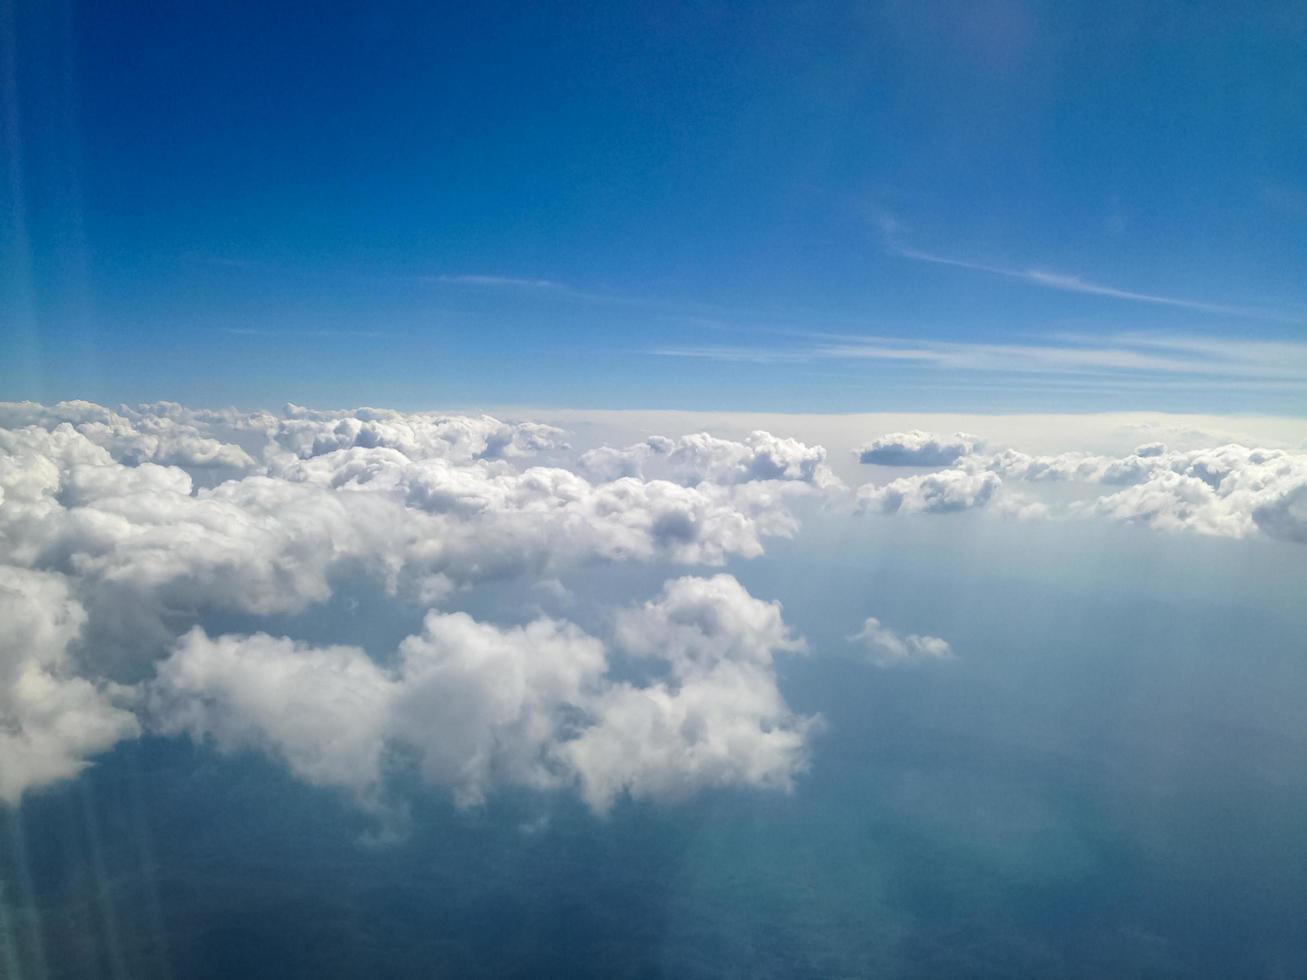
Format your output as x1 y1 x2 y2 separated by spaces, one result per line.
148 575 815 815
855 430 984 467
4 403 1305 810
0 566 139 804
0 401 833 806
852 430 1307 542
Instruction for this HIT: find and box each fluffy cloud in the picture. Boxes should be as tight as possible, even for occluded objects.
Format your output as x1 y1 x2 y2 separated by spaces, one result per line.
613 573 805 670
390 612 608 806
990 443 1307 542
1253 483 1307 544
580 431 840 489
0 566 139 804
0 406 830 672
975 445 1177 485
853 433 1307 543
147 575 815 814
148 629 395 800
268 406 569 465
0 402 842 803
1079 446 1307 541
0 400 257 472
849 617 953 667
558 575 816 812
10 398 1301 812
857 469 1001 514
856 430 983 467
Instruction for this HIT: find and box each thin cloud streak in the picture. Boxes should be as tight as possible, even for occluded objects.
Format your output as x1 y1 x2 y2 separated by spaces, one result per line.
422 273 630 306
221 327 386 339
1059 331 1307 370
427 274 569 290
652 332 1307 387
889 243 1304 323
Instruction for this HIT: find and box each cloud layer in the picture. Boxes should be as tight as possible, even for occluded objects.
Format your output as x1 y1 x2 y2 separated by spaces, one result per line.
4 402 1304 810
0 401 833 805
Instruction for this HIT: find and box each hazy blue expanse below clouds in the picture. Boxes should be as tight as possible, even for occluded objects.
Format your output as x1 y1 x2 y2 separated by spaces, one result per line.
2 400 1307 977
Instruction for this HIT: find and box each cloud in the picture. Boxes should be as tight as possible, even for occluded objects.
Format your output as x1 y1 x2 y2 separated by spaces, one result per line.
1075 445 1307 541
423 274 626 306
613 573 806 671
428 274 569 290
856 430 984 467
0 400 839 806
1253 483 1307 544
887 242 1300 322
561 575 816 812
0 400 258 472
0 405 832 675
267 406 569 464
9 398 1303 811
580 430 840 489
857 469 1001 514
147 575 815 815
974 442 1307 542
854 434 1307 544
0 566 139 804
390 612 609 806
148 629 395 801
849 617 954 667
650 333 1307 391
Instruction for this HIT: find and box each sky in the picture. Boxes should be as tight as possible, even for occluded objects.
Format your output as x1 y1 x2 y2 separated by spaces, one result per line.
4 0 1307 414
4 5 1307 977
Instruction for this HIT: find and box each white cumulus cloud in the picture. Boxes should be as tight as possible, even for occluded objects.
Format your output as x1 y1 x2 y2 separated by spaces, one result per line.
855 430 984 467
144 575 815 815
0 566 139 804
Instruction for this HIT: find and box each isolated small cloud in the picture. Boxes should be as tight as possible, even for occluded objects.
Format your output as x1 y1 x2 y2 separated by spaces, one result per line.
849 617 953 667
856 430 984 467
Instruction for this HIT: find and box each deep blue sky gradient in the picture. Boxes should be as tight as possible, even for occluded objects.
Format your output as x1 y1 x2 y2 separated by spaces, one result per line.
4 1 1306 411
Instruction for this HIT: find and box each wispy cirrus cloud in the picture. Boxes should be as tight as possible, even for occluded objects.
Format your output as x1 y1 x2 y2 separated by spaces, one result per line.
887 242 1305 323
425 273 570 290
652 331 1307 388
422 273 628 306
221 327 386 339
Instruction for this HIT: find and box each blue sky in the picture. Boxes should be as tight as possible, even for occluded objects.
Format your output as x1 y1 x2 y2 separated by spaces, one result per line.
4 0 1306 412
